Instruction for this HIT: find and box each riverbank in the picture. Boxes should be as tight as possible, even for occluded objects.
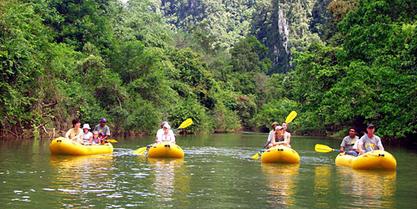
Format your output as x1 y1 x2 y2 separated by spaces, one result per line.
1 127 416 151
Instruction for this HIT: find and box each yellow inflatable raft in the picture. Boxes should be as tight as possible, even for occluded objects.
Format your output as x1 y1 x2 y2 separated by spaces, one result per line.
147 142 184 158
335 150 396 170
261 145 300 164
49 137 113 155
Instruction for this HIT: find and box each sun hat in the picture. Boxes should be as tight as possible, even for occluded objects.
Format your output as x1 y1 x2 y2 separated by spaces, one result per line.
160 121 168 128
82 124 91 130
163 123 171 129
271 122 279 127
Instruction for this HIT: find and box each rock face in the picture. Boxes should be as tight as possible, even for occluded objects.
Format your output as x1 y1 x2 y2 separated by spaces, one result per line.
158 0 330 73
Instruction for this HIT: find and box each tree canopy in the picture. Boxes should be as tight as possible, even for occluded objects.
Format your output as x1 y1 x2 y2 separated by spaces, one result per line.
0 0 416 140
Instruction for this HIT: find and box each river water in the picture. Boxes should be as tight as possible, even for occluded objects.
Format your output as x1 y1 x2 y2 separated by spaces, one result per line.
0 134 416 208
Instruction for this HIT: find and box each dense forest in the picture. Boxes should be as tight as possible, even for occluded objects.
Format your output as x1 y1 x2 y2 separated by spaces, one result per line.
0 0 416 141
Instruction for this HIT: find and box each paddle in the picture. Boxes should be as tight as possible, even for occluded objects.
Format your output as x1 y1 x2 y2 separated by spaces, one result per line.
251 111 298 160
250 150 265 160
106 139 118 143
133 146 147 155
133 118 194 155
178 118 193 129
285 111 297 124
314 144 340 153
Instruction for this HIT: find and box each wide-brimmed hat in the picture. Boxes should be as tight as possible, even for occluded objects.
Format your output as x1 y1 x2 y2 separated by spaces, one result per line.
82 124 91 130
160 121 168 128
163 123 171 129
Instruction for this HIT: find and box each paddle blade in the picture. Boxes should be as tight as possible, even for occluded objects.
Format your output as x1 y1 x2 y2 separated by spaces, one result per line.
251 152 261 160
133 147 147 155
285 111 298 124
178 118 193 129
314 144 334 153
106 139 118 143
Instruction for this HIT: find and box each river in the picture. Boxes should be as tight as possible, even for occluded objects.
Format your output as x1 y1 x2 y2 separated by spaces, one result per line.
1 134 416 208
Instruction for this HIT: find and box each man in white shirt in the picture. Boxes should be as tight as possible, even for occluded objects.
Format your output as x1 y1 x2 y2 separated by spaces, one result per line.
340 128 359 156
264 122 278 148
356 124 384 155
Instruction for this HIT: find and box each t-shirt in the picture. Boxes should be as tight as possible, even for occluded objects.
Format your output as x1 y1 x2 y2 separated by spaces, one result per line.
65 128 82 143
156 129 175 143
356 134 384 152
82 132 93 141
94 124 111 136
340 135 359 151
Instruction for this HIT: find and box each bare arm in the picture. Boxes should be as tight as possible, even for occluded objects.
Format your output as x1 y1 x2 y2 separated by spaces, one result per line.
65 129 71 139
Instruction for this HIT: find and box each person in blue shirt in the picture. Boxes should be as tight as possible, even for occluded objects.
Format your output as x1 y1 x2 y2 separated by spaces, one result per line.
94 118 111 141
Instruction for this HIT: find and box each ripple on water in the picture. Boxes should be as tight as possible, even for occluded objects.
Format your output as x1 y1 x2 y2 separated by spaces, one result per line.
184 146 261 160
113 148 137 157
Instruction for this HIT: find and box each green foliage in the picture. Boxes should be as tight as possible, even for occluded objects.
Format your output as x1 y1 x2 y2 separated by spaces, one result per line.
235 95 257 129
170 98 213 134
125 98 162 134
1 0 416 140
114 0 172 47
264 73 290 102
0 2 50 131
169 48 217 109
42 0 114 53
212 102 241 133
252 98 299 130
230 36 271 73
289 0 417 138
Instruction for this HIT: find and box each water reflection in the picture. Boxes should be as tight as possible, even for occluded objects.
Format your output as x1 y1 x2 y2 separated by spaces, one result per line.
49 155 115 207
262 164 299 207
147 158 190 207
314 165 332 208
50 155 114 181
337 168 396 208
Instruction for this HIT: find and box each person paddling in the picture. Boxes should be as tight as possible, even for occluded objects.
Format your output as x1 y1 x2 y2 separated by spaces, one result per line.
156 122 176 144
264 122 279 148
94 118 111 141
356 123 384 155
340 128 359 156
65 119 83 143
